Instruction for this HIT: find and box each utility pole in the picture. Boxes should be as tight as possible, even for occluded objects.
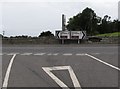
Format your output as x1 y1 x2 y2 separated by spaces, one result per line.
62 14 66 31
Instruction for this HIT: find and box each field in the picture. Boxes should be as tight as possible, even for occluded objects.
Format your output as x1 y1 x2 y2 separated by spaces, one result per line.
96 32 120 37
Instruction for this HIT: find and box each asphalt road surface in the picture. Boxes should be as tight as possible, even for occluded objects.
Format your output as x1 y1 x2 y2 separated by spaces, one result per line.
1 44 120 89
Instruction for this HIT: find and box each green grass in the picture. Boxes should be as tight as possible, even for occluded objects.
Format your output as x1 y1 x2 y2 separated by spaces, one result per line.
96 32 120 37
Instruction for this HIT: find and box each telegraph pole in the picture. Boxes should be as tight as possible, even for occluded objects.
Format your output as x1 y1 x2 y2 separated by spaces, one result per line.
62 14 66 31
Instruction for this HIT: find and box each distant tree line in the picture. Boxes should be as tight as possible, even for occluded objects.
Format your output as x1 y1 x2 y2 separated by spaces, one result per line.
1 31 54 38
66 7 120 36
38 31 54 37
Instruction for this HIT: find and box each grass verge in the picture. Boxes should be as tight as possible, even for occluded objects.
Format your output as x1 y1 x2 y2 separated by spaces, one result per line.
96 32 120 37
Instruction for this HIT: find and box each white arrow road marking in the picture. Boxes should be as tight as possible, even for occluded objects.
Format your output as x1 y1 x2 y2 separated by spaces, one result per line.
86 53 120 71
2 54 17 88
42 66 82 89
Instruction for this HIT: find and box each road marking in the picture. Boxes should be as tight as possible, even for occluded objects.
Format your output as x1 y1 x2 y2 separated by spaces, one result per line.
63 53 72 56
7 53 19 55
47 53 59 56
91 53 100 55
76 53 86 56
0 53 3 55
34 53 45 55
21 53 32 55
53 53 59 56
47 53 52 56
2 54 17 88
42 66 81 89
86 53 120 71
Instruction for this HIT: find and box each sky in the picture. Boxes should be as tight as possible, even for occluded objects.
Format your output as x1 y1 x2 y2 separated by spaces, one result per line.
0 0 119 37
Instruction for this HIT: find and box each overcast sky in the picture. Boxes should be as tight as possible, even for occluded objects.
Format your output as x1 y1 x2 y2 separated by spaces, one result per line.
0 0 119 37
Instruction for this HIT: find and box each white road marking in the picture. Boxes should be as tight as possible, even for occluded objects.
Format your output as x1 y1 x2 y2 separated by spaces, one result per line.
76 53 86 56
2 54 17 87
34 53 45 55
53 53 59 56
42 66 81 89
47 53 59 56
0 53 3 55
47 53 52 56
21 53 32 55
86 53 120 71
7 53 19 55
91 53 100 55
63 53 72 56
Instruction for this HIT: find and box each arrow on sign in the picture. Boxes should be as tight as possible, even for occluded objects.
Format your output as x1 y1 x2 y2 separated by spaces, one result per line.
82 31 86 39
42 66 82 89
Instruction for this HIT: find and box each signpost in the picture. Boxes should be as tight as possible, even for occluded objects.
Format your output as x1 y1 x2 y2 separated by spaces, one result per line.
55 31 86 44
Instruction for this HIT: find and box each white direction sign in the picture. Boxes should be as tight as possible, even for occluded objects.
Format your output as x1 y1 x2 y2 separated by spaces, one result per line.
42 66 82 89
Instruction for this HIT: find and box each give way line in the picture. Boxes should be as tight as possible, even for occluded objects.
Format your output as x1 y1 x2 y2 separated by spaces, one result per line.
85 53 120 71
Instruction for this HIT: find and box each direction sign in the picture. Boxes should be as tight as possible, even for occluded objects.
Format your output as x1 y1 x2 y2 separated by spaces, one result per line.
55 31 86 39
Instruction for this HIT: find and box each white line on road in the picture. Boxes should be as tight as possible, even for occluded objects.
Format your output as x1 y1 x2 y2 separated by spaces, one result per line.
47 53 59 56
85 53 120 71
91 53 100 55
7 53 19 55
34 53 45 55
2 54 17 88
0 53 3 55
53 53 59 56
47 53 52 56
21 53 32 55
42 66 81 89
76 53 86 56
63 53 72 56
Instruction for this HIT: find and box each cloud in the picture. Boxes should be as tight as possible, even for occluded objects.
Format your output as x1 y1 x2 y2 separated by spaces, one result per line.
0 1 119 36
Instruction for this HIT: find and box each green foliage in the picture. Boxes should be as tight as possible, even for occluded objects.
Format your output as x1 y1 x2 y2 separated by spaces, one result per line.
67 7 101 35
39 31 54 37
96 32 120 37
97 16 119 34
10 35 28 38
66 7 120 36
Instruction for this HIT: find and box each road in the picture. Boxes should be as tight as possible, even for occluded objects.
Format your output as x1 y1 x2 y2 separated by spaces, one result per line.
1 44 120 89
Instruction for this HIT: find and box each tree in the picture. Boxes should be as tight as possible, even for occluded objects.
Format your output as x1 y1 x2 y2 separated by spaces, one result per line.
39 31 54 37
112 20 120 32
66 7 101 35
98 15 114 34
66 13 82 31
